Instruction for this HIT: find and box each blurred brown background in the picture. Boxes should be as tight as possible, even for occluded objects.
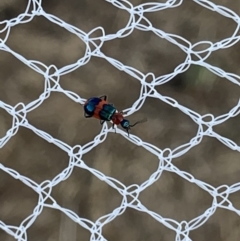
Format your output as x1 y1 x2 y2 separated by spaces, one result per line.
0 0 240 240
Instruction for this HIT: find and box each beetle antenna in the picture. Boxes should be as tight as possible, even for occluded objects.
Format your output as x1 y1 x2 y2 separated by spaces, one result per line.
129 118 147 127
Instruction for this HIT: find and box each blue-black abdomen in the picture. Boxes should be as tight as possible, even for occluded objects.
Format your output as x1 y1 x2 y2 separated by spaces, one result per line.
84 97 102 117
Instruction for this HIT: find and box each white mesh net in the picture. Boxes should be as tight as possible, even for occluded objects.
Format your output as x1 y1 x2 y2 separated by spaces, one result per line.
0 0 240 240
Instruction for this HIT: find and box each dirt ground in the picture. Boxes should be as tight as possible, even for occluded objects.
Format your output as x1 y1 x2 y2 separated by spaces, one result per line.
0 0 240 240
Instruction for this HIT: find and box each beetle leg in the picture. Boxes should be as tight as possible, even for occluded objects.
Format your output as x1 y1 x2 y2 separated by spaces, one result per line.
112 124 116 133
99 95 107 101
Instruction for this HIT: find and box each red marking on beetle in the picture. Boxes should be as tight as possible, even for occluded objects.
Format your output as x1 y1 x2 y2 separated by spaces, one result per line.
111 112 124 126
93 100 108 119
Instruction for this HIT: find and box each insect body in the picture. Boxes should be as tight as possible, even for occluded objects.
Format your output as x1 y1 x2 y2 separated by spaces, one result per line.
84 95 116 123
84 95 146 135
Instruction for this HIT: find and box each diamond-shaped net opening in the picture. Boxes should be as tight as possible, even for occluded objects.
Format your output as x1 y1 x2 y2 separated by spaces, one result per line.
1 0 240 240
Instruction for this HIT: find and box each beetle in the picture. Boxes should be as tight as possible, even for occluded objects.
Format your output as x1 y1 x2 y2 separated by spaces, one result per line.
84 95 115 124
84 95 146 135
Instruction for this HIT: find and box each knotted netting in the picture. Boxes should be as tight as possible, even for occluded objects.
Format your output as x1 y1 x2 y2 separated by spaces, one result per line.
1 0 240 240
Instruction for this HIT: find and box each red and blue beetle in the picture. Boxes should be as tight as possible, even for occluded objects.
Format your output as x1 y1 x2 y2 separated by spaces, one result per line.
84 95 146 135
